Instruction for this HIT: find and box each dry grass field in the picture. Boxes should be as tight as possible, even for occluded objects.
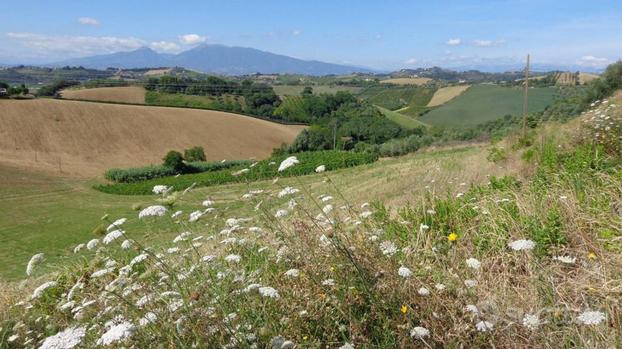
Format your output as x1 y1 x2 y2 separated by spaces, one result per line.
143 68 173 76
380 77 432 85
0 99 305 177
61 86 147 104
426 84 471 107
554 72 599 85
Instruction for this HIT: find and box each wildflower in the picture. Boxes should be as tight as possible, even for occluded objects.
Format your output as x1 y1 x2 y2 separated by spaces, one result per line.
553 255 576 264
106 218 127 231
322 204 333 214
171 210 183 219
225 254 241 263
400 304 408 314
96 321 136 346
465 304 479 314
73 244 85 253
202 199 215 207
419 223 429 231
130 253 148 266
39 326 86 349
173 231 191 243
339 343 354 349
188 210 203 222
322 279 335 286
152 185 171 195
278 186 300 198
447 233 458 242
278 156 299 172
360 211 373 218
464 279 478 288
379 240 398 256
522 314 540 330
410 326 430 339
508 239 536 251
398 266 412 278
475 320 494 332
26 253 44 276
275 209 289 218
121 240 132 250
103 229 124 244
314 165 327 173
418 287 430 296
284 269 300 277
587 252 597 260
139 312 157 326
466 258 481 270
31 281 57 300
577 310 606 325
321 195 333 202
435 283 446 291
86 239 99 250
258 286 280 298
91 267 115 278
138 205 167 219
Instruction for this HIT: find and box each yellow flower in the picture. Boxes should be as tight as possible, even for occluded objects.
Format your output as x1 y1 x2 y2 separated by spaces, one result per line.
330 266 335 272
588 252 597 260
400 304 408 314
448 233 458 242
303 336 308 341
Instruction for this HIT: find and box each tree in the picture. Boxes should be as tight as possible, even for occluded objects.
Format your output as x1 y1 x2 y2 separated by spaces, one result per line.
162 151 185 172
301 86 313 96
184 146 206 162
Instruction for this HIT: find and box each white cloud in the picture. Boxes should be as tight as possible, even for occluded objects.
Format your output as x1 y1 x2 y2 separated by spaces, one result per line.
292 30 302 37
178 34 207 45
577 55 610 68
150 41 180 53
446 38 461 46
78 17 100 26
6 32 146 56
405 58 417 65
472 39 505 47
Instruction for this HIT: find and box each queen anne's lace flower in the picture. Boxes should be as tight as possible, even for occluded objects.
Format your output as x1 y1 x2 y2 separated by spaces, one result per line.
103 230 124 244
138 205 168 219
26 253 44 276
476 320 494 332
258 286 280 298
278 187 300 198
31 281 57 299
410 326 430 339
106 218 127 231
285 269 300 277
315 165 326 173
466 258 481 270
39 326 86 349
398 266 412 278
379 241 398 256
577 310 606 325
553 255 576 264
522 314 540 330
225 254 241 263
278 156 299 172
96 321 136 346
152 185 170 195
86 239 99 250
508 239 536 251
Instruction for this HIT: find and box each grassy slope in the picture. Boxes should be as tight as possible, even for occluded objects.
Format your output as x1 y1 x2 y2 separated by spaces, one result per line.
145 90 244 109
0 145 502 280
419 84 557 128
61 86 147 104
375 105 428 129
272 85 362 97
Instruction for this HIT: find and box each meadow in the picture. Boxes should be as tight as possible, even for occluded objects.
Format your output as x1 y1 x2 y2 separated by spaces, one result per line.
419 84 557 128
272 85 362 97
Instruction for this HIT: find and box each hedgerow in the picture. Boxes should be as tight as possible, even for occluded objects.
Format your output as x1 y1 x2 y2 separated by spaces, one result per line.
104 160 252 183
95 151 377 195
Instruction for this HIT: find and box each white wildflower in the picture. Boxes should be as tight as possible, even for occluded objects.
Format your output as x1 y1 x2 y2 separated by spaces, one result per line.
379 241 398 256
171 210 182 219
106 218 127 231
258 286 280 298
96 321 135 346
466 304 479 315
321 195 333 202
419 223 429 231
360 211 373 218
225 254 241 263
173 231 191 243
418 287 430 296
466 258 481 270
167 247 180 254
522 314 540 330
120 240 132 250
284 269 300 277
315 165 326 173
103 229 124 244
577 310 606 325
73 244 85 253
322 279 335 286
152 185 170 195
139 312 157 326
278 156 299 172
31 281 57 300
275 209 288 218
138 205 167 218
476 320 494 332
130 253 148 266
397 266 412 278
464 279 478 288
91 267 115 278
39 326 86 349
435 283 446 291
508 239 536 251
86 239 99 250
322 204 333 214
410 326 430 339
278 186 300 198
26 253 44 276
338 343 354 349
202 199 215 207
553 255 576 264
188 210 203 222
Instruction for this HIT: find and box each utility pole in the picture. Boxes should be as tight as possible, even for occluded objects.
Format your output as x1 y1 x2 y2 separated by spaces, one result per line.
522 54 530 137
333 122 337 150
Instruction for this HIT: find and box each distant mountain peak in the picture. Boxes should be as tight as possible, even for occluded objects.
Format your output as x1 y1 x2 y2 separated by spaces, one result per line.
51 44 373 76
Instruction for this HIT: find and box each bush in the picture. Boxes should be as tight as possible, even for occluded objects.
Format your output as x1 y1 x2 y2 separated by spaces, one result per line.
95 151 378 195
162 151 185 172
184 146 206 162
104 160 252 183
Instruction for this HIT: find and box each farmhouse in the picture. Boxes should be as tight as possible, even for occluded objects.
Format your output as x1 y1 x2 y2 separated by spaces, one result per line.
0 88 7 97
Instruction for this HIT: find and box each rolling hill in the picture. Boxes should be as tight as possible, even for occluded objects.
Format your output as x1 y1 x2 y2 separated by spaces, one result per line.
53 44 374 75
61 86 147 104
0 99 304 176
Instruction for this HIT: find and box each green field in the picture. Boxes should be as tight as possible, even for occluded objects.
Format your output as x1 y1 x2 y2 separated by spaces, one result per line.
419 84 557 128
358 85 436 112
376 105 428 129
272 85 362 97
145 91 244 110
0 145 498 280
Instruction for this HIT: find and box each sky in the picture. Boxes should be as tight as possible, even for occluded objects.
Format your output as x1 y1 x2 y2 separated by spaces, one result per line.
0 0 621 71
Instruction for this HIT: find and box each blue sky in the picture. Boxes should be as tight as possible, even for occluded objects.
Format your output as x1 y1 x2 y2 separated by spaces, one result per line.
0 0 620 71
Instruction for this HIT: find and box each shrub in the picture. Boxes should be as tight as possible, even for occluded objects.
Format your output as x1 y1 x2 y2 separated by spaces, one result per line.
104 160 252 183
162 151 185 172
184 146 206 162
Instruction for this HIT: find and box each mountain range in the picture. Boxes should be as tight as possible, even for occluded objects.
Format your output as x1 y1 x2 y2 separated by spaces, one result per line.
53 44 374 76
